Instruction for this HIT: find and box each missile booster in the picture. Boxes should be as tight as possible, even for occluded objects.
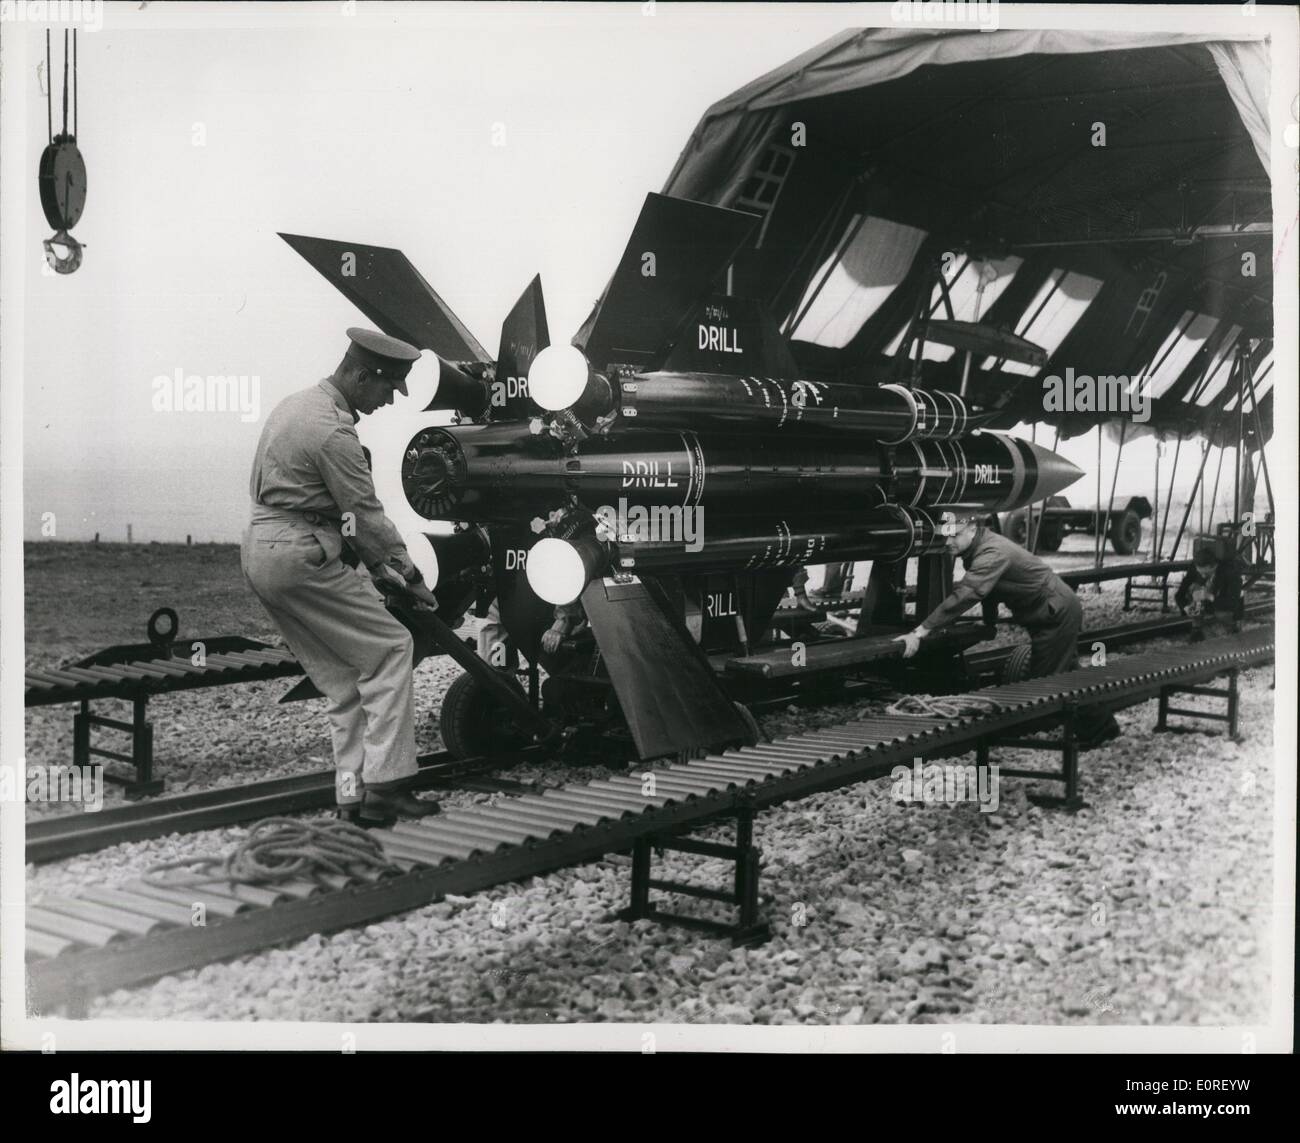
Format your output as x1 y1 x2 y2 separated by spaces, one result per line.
528 345 990 442
399 421 1081 524
526 505 948 605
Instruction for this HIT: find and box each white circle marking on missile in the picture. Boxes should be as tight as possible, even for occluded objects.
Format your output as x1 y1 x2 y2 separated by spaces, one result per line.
526 537 587 605
528 344 591 411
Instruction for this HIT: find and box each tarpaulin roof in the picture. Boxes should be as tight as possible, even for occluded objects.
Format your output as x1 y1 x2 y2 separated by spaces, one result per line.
661 28 1274 446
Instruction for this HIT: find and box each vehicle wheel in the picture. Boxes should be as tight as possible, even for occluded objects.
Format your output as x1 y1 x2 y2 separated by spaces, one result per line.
984 513 1002 535
730 701 761 747
1109 509 1142 555
1007 513 1029 547
1038 523 1064 552
1001 644 1033 684
439 670 530 759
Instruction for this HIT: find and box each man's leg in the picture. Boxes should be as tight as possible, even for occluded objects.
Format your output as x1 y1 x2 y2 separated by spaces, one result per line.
244 546 371 806
1028 602 1082 677
325 689 366 806
1028 592 1120 745
243 531 429 813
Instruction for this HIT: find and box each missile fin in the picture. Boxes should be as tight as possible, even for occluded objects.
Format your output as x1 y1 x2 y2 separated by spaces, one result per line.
279 233 490 363
493 275 550 420
573 193 758 372
655 294 801 378
581 574 755 761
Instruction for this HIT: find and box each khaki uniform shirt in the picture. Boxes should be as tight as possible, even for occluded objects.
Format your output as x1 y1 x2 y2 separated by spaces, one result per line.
249 379 409 571
923 526 1075 630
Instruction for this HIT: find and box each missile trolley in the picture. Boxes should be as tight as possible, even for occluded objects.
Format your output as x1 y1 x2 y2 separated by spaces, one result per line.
282 194 1079 764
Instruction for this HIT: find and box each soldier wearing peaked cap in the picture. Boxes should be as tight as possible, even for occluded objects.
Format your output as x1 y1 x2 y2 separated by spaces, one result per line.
242 327 441 825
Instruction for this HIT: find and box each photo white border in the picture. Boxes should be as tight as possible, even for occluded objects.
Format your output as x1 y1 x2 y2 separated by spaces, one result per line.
1 1 1294 1053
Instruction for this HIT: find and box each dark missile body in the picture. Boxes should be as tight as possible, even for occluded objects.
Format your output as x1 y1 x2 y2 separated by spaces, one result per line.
526 506 946 604
590 371 989 442
400 422 1077 523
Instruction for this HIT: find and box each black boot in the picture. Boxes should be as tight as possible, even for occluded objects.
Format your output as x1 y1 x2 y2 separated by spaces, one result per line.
364 787 441 820
336 803 395 829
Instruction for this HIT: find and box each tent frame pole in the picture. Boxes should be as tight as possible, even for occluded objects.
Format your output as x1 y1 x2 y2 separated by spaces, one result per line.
1171 440 1213 561
1098 420 1128 575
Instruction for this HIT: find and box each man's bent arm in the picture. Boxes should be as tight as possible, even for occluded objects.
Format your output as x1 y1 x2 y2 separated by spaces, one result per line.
317 426 411 572
920 545 1012 632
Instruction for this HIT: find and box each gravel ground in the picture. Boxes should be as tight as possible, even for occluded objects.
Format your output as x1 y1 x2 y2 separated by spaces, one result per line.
23 540 1277 1024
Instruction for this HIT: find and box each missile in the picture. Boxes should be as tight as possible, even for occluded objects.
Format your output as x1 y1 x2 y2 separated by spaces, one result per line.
528 344 992 442
526 506 947 605
399 422 1082 523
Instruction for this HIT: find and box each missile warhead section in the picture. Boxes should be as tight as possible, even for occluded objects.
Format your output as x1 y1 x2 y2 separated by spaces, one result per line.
526 505 947 606
894 434 1083 513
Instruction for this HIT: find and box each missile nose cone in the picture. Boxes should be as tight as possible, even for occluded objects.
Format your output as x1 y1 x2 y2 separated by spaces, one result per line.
1026 438 1083 502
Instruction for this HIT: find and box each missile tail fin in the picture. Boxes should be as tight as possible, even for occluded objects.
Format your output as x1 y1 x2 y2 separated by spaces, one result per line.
655 294 801 378
494 275 550 419
279 232 490 363
581 574 755 761
573 193 758 372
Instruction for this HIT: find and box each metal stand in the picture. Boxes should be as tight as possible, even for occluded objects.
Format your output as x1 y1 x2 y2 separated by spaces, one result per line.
1124 573 1175 612
1155 666 1241 741
978 703 1085 811
617 804 771 946
72 696 163 797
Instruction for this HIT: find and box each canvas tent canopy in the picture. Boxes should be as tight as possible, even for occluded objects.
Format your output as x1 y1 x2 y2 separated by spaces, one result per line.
652 28 1273 447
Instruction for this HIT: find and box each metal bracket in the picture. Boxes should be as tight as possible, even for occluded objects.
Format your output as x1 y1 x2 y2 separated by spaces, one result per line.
979 702 1085 811
1155 665 1241 741
617 801 771 946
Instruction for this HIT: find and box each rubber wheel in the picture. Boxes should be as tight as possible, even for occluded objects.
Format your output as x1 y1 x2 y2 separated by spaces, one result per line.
1109 509 1142 555
439 670 530 759
1007 513 1029 546
1038 523 1064 552
730 701 761 747
1001 644 1033 684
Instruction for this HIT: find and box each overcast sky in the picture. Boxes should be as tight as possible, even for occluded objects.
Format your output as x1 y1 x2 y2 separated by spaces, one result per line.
16 3 1274 543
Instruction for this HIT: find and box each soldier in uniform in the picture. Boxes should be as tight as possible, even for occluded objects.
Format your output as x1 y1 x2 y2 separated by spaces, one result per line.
893 513 1121 747
242 328 440 825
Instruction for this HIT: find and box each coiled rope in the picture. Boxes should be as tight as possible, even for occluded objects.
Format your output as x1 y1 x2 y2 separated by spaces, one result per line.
143 817 401 889
885 693 1005 719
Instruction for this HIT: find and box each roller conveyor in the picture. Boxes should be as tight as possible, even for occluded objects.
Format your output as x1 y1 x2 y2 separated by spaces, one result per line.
25 628 1275 1010
24 620 305 795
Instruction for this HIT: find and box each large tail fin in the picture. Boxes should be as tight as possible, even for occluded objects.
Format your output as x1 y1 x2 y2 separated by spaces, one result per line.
492 275 550 420
581 574 754 761
279 233 489 363
571 193 758 372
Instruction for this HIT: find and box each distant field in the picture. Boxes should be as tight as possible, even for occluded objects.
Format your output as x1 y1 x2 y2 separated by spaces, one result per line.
24 541 277 666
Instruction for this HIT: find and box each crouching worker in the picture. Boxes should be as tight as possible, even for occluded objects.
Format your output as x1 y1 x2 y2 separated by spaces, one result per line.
242 327 441 827
1176 540 1244 642
892 513 1121 748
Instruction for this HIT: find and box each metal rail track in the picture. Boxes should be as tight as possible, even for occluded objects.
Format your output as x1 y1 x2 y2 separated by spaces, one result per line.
24 749 540 866
26 603 1272 864
26 628 1275 1013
